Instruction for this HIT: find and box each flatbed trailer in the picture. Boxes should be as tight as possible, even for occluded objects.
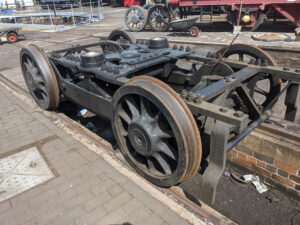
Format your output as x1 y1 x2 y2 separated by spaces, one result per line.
0 27 23 44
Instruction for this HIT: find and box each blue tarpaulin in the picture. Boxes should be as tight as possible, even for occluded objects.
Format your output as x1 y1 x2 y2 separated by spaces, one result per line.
0 10 13 14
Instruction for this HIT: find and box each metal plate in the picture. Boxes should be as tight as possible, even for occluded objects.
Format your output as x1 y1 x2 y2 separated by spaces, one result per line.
0 147 54 202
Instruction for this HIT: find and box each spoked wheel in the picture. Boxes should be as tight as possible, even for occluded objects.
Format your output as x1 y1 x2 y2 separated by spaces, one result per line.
108 29 136 49
99 40 123 53
148 5 171 32
112 76 201 187
124 5 148 32
20 44 59 110
216 44 281 110
7 32 18 43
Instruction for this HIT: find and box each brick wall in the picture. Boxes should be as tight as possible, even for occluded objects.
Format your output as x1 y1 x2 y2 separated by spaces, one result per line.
227 129 300 197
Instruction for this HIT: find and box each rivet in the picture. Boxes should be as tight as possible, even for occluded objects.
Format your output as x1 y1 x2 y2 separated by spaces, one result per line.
219 107 228 113
233 110 244 118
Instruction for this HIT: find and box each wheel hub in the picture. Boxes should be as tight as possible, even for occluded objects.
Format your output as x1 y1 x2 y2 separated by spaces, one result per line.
26 71 37 91
131 15 139 24
128 122 153 156
156 15 163 23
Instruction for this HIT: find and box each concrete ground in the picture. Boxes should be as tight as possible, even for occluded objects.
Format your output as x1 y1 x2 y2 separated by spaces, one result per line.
0 5 299 225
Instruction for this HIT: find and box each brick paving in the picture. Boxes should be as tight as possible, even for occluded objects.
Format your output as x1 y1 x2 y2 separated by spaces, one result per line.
0 82 192 225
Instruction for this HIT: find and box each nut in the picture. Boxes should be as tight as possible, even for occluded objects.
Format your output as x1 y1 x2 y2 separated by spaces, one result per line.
194 94 202 104
187 92 196 101
180 90 188 99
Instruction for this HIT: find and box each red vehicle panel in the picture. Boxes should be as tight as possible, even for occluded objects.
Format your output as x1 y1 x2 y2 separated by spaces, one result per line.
167 0 300 29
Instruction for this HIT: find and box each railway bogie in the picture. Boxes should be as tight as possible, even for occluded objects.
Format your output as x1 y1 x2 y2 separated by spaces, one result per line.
20 34 300 204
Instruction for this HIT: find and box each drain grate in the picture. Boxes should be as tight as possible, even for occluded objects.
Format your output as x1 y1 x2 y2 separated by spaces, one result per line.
0 147 54 202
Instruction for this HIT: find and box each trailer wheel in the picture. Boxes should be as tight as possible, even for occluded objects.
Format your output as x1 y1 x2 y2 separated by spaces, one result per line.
20 45 60 110
124 6 148 32
215 44 281 110
112 76 201 187
7 32 18 43
148 5 171 32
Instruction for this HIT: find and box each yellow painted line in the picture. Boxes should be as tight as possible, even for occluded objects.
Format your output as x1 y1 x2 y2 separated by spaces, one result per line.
21 28 57 32
0 26 58 33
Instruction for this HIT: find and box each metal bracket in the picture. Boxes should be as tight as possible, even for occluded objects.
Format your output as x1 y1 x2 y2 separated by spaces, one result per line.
284 82 300 122
198 121 230 205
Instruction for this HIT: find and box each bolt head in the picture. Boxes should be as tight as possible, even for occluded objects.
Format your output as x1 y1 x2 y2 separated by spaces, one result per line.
219 107 228 113
233 110 244 118
194 95 202 104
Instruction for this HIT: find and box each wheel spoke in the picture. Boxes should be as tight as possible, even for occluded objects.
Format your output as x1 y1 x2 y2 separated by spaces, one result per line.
153 140 177 161
119 108 132 124
152 153 171 175
40 86 47 96
153 111 161 123
140 96 147 117
147 158 155 171
124 96 140 120
238 53 244 61
156 128 173 139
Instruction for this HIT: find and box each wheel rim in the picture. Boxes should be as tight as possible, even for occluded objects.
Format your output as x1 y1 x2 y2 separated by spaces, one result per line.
124 6 147 32
20 45 59 109
8 35 16 42
216 44 281 110
112 77 201 186
148 5 171 32
190 28 197 37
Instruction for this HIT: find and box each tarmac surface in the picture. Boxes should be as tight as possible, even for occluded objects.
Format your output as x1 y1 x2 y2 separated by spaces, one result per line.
0 5 299 225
